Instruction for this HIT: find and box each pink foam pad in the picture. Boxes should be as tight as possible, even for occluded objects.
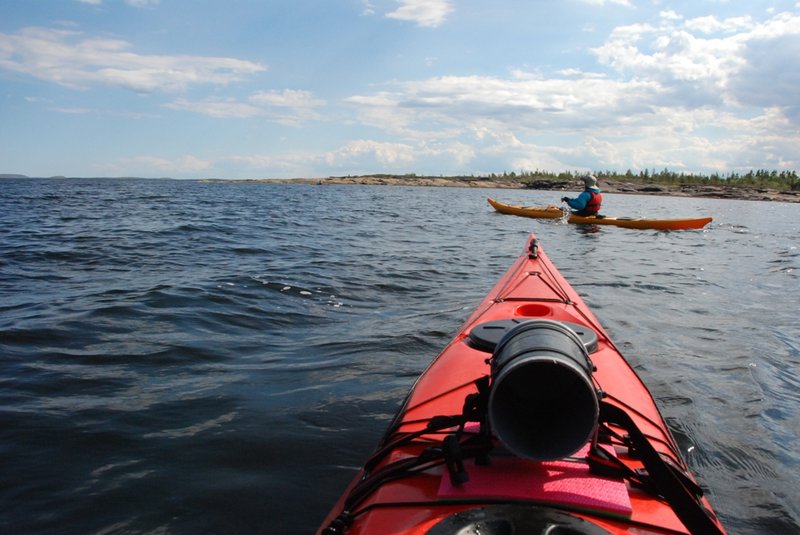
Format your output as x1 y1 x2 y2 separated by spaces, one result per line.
438 444 631 517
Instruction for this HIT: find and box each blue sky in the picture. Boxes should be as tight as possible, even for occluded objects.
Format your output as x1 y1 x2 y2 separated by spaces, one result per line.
1 0 798 179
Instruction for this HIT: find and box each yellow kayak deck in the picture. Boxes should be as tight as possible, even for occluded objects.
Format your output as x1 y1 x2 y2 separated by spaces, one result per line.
488 198 712 230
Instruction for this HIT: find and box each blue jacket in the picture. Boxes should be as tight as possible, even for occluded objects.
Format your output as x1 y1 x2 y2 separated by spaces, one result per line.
566 187 601 211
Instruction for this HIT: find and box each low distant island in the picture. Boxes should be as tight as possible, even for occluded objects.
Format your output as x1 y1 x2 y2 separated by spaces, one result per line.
260 169 800 204
5 170 799 203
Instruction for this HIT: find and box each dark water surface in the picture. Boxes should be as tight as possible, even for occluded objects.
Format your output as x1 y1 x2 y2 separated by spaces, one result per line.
1 178 798 534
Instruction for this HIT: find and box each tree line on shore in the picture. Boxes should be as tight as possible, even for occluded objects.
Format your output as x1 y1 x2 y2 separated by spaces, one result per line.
487 168 800 191
361 169 799 191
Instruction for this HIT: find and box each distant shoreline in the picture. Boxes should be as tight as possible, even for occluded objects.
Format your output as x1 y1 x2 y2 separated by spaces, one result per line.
5 174 798 203
261 175 800 204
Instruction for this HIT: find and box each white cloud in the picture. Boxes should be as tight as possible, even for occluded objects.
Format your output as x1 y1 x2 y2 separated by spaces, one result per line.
730 34 800 120
198 92 800 177
167 98 263 119
249 89 325 108
325 140 417 166
347 74 661 137
224 153 319 178
52 107 92 114
221 141 421 177
167 89 326 125
748 10 800 39
385 0 453 28
592 10 800 114
659 11 683 21
122 155 212 174
0 27 265 93
684 15 752 34
335 10 800 174
361 0 376 16
9 6 798 178
222 138 476 178
579 0 633 7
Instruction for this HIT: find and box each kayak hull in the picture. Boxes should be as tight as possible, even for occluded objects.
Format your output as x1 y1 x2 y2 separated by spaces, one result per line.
487 198 712 230
318 234 725 535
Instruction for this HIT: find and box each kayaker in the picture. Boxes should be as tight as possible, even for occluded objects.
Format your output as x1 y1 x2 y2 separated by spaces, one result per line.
561 175 602 216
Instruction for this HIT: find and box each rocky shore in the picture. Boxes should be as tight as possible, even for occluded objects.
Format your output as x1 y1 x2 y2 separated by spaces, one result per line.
266 175 800 203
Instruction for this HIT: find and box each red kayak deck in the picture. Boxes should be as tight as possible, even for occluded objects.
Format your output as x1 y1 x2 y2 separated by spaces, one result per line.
319 234 725 535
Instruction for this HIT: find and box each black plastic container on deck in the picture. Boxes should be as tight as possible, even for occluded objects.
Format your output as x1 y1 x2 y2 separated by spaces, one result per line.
487 320 599 461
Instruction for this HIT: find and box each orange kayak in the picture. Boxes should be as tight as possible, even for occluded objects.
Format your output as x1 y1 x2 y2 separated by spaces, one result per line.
488 198 713 230
319 234 726 535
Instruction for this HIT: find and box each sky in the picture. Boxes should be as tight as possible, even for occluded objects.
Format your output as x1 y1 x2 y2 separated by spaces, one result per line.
1 0 799 179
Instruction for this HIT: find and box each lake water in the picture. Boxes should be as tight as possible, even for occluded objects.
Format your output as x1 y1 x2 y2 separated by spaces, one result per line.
1 178 798 534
